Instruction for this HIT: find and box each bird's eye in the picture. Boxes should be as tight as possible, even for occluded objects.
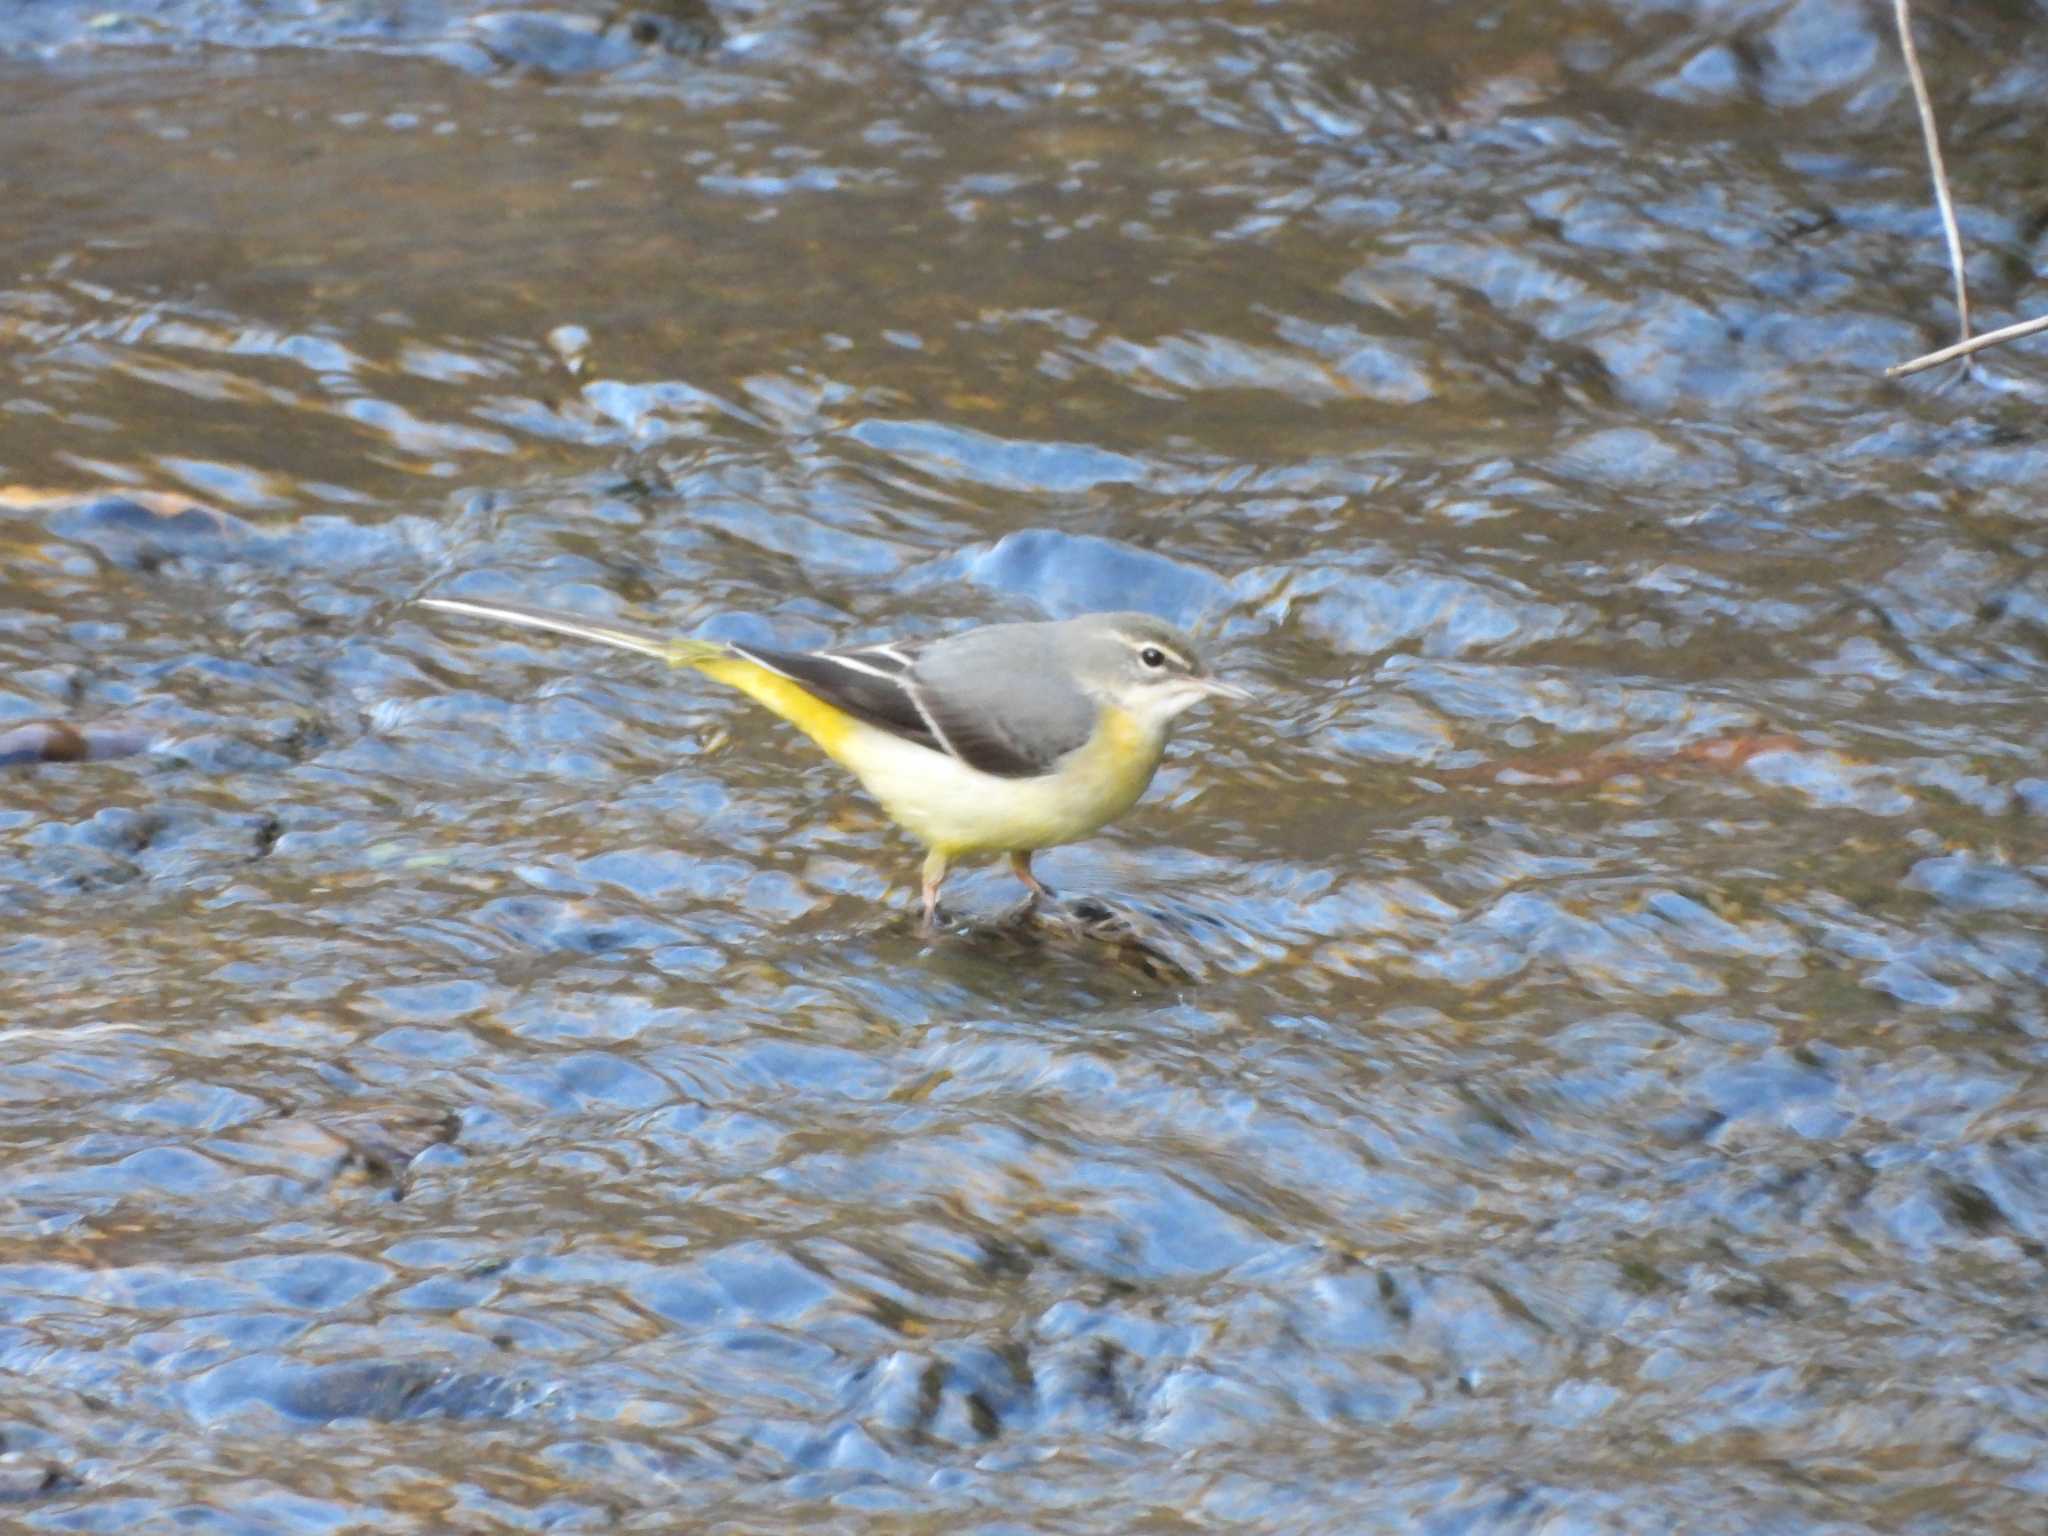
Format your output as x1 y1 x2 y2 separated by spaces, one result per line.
1139 647 1167 669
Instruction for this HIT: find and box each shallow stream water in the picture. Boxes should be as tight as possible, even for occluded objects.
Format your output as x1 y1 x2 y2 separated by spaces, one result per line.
5 2 2048 1531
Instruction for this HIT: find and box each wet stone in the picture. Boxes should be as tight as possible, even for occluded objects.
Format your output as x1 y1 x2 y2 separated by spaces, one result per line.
232 1360 543 1425
4 0 2048 1531
238 1105 462 1198
42 494 275 571
0 1458 80 1504
0 718 153 767
453 0 724 76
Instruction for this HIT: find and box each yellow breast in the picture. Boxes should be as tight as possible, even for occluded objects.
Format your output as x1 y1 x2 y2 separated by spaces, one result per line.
917 709 1162 855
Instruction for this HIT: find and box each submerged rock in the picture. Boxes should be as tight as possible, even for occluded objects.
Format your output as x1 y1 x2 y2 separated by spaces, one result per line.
452 0 723 76
0 718 154 767
42 493 278 572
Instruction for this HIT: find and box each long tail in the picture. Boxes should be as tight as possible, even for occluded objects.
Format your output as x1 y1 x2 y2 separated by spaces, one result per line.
417 597 727 668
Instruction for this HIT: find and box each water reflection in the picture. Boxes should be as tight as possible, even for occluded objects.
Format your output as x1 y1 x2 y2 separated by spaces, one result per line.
4 0 2048 1531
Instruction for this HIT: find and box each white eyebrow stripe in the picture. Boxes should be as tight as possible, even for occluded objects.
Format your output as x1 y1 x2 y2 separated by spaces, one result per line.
1127 637 1190 667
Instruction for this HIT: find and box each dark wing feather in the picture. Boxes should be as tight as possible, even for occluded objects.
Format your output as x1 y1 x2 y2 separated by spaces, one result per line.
728 640 944 756
731 631 1091 780
908 684 1072 778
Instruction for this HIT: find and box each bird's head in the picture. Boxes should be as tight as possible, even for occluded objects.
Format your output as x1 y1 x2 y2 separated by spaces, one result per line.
1060 612 1251 732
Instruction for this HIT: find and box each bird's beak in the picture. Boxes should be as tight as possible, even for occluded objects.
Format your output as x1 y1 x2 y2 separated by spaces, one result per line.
1194 676 1253 704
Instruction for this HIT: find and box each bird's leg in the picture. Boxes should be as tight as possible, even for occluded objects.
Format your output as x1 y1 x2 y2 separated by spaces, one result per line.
919 849 950 933
1008 850 1055 903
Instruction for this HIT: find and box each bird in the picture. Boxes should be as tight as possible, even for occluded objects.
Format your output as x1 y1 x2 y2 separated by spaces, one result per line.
416 598 1250 930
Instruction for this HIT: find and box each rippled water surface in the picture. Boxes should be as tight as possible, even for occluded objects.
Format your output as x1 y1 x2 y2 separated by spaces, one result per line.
6 1 2048 1530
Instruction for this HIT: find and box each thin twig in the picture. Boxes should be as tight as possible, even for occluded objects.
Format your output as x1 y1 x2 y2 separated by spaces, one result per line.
1884 2 2044 378
1886 311 2048 377
1893 0 1972 350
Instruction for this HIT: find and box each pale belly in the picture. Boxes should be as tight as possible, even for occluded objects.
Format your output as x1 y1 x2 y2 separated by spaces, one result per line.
831 708 1165 856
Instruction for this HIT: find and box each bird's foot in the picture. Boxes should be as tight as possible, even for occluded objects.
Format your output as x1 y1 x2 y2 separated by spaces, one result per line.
918 850 952 936
1008 851 1056 905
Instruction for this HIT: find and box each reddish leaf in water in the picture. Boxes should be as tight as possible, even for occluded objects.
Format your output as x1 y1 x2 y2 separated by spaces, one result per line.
1465 733 1809 789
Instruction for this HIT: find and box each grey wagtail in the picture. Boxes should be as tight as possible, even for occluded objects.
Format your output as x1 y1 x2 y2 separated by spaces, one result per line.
417 598 1250 930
